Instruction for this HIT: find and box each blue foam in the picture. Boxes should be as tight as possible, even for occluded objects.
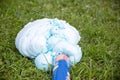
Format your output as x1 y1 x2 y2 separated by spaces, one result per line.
15 18 82 71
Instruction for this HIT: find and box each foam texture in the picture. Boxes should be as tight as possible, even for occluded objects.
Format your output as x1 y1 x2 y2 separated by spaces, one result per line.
15 18 82 71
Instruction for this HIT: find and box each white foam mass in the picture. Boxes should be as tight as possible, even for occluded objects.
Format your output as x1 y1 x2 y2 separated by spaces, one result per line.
15 18 82 71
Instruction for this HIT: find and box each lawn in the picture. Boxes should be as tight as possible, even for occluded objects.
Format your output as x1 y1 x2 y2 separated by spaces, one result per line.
0 0 120 80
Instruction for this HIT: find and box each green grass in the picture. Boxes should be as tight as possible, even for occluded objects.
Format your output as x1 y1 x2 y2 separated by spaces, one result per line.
0 0 120 80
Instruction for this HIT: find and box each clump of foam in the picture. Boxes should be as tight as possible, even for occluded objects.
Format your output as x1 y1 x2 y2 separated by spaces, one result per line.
15 18 82 71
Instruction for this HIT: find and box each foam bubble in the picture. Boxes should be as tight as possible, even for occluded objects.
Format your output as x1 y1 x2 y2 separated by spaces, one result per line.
15 18 82 71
